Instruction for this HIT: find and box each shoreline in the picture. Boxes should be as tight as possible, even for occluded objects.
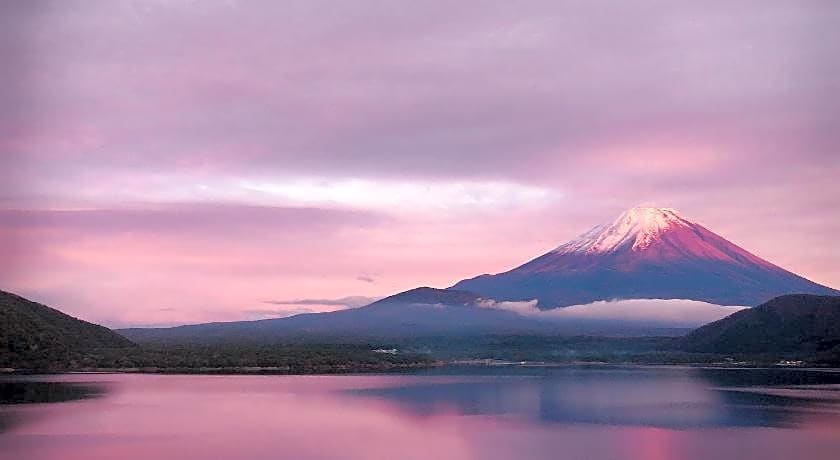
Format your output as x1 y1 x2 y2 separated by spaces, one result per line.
4 360 839 376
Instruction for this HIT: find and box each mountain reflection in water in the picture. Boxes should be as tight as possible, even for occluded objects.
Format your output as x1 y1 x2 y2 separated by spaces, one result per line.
1 368 840 460
347 366 840 429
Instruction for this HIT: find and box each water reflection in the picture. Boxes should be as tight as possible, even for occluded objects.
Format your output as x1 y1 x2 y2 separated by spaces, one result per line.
0 369 839 460
0 379 109 433
0 381 107 405
348 366 840 428
696 368 840 387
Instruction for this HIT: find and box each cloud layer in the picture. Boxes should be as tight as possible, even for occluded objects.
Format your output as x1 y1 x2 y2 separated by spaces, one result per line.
0 1 837 325
481 298 746 328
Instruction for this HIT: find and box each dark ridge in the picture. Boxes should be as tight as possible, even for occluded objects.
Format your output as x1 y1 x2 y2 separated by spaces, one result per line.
372 287 483 306
680 294 840 354
0 289 135 369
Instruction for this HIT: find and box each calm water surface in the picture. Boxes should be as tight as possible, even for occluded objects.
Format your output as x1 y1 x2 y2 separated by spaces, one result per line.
2 366 840 460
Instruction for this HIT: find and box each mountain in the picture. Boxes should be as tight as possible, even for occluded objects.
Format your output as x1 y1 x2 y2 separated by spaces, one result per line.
120 287 558 343
0 290 135 369
121 207 837 343
453 207 837 308
120 286 697 344
680 294 840 354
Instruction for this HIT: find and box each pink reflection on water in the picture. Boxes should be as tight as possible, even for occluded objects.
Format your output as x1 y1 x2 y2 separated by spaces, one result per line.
1 375 484 460
0 373 839 460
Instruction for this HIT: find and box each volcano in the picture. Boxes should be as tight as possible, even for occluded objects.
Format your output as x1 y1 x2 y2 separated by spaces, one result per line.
120 207 838 342
452 207 838 308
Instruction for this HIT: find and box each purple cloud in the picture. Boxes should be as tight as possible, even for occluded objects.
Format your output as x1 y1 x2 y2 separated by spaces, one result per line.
0 1 837 325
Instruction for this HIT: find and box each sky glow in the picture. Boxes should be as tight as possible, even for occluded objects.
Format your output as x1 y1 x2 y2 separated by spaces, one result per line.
1 0 838 326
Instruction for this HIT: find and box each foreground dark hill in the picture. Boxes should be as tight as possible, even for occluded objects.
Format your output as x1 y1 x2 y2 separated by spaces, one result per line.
453 207 837 308
0 290 134 368
681 294 840 354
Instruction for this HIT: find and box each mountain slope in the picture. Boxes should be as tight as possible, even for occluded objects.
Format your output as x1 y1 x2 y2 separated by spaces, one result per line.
453 207 837 308
120 287 560 343
0 290 135 368
120 287 701 344
680 294 840 354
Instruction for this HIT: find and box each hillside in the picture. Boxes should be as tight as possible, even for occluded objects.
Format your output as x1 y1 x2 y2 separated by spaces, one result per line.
0 290 431 372
680 294 840 354
119 287 556 343
0 290 135 369
119 287 699 344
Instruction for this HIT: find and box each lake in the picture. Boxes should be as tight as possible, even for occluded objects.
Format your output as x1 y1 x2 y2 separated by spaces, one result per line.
2 366 840 460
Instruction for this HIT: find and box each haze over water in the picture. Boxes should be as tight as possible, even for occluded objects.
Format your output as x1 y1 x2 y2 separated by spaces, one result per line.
2 367 840 460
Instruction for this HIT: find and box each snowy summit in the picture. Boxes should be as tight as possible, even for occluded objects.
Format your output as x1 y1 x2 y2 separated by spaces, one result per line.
556 207 691 254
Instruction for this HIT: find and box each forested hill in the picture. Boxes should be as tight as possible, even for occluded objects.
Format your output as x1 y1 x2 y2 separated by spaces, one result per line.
680 294 840 354
0 290 135 369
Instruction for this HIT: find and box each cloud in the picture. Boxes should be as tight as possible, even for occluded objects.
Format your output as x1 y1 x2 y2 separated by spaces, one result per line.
356 274 376 283
242 307 319 320
239 178 556 212
3 0 837 197
262 296 380 309
0 204 387 235
552 299 747 326
477 299 541 315
1 0 837 325
481 298 746 327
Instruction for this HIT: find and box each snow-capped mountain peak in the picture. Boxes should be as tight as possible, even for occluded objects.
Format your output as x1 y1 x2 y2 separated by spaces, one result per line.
555 207 691 254
453 205 838 308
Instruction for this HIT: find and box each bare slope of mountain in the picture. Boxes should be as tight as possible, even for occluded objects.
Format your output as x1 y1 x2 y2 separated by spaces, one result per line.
120 288 551 343
680 294 840 354
120 287 693 344
0 290 135 369
453 207 837 308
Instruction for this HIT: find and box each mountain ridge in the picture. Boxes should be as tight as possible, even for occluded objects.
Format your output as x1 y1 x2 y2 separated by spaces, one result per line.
680 294 840 354
119 287 568 343
118 287 695 343
0 289 135 369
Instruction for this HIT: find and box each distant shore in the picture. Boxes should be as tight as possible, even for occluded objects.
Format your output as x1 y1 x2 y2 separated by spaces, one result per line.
4 360 840 376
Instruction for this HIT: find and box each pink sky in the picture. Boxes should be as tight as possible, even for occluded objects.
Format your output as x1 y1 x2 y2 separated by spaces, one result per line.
1 0 838 327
